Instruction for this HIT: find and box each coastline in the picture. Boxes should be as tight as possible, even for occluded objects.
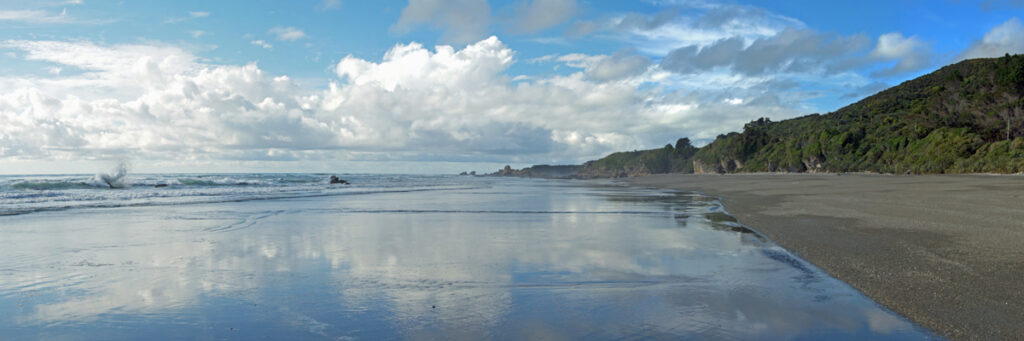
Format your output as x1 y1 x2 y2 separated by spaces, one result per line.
624 173 1024 341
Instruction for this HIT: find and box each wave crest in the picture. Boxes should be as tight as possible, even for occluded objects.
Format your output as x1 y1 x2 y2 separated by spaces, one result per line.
89 161 131 189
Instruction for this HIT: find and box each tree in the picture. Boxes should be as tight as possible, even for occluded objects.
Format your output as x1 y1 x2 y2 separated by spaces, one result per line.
675 137 692 150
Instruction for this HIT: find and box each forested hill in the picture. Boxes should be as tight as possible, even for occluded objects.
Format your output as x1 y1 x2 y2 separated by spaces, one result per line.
532 53 1023 178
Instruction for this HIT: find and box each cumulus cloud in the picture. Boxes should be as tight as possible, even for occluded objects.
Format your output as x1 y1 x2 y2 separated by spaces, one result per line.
508 0 578 34
269 26 307 41
0 40 197 99
0 40 330 161
957 18 1024 60
393 0 491 45
329 36 642 156
870 33 933 76
0 36 808 166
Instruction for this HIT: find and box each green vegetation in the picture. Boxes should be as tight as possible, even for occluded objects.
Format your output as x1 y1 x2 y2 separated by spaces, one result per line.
574 138 697 177
578 54 1024 176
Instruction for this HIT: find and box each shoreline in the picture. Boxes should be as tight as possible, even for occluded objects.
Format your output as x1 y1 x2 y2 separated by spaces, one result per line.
624 173 1024 341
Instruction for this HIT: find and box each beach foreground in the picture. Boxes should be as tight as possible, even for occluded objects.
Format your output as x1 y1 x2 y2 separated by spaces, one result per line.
0 175 932 339
627 173 1024 340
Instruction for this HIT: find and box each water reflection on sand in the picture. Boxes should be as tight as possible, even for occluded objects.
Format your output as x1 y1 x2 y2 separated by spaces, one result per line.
0 178 930 339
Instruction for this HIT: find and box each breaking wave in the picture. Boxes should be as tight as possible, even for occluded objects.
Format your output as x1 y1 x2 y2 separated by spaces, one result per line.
89 161 131 189
0 173 478 216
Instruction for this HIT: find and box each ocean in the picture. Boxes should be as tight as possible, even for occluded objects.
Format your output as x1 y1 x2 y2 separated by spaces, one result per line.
0 173 931 339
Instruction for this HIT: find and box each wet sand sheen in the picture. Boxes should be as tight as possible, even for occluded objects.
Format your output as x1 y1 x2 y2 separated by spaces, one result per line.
0 176 932 339
626 173 1024 340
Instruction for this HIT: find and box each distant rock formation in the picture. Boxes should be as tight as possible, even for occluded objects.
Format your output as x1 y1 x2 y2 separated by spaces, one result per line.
488 164 582 179
572 161 650 178
329 175 349 184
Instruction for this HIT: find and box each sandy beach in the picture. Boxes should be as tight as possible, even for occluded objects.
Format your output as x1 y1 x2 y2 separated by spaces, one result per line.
626 173 1024 340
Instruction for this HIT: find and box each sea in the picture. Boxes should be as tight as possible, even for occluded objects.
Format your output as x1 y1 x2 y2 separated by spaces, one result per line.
0 172 933 339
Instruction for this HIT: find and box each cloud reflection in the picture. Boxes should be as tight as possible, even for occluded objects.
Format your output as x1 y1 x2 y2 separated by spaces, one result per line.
0 180 926 339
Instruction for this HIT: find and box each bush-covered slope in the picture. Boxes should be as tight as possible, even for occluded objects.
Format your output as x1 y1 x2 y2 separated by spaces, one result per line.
573 138 698 178
576 54 1024 176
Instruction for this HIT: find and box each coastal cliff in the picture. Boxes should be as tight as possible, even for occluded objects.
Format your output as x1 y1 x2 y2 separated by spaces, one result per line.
492 164 582 178
498 54 1024 178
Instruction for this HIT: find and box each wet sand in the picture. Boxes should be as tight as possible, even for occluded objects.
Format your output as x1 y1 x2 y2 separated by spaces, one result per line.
0 177 931 339
626 173 1024 341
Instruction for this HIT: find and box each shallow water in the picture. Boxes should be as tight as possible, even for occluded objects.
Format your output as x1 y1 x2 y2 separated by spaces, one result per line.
0 175 932 339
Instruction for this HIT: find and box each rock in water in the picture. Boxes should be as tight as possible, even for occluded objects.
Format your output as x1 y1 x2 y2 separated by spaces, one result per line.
329 175 349 185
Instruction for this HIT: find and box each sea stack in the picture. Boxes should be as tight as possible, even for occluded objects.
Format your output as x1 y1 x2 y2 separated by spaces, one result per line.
329 175 349 185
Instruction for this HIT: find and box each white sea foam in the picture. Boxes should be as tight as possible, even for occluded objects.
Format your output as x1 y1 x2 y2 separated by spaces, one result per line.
0 173 475 216
88 161 131 189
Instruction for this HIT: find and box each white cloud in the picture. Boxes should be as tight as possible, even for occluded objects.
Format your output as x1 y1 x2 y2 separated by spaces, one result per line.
553 51 651 82
0 9 69 23
528 53 559 63
661 28 872 76
269 26 308 41
189 30 206 38
393 0 491 45
164 11 210 24
870 32 933 76
250 40 272 49
575 4 806 56
586 52 651 81
0 37 810 167
958 17 1024 60
0 40 197 99
509 0 578 34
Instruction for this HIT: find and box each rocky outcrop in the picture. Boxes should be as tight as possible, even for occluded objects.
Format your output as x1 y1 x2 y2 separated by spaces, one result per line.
693 159 743 174
489 164 582 178
802 156 825 172
329 175 349 184
572 161 653 179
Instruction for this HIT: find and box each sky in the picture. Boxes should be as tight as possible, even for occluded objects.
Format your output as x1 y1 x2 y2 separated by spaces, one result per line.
1 0 1023 174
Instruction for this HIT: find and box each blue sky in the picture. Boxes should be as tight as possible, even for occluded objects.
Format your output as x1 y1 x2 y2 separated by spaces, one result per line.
0 0 1022 174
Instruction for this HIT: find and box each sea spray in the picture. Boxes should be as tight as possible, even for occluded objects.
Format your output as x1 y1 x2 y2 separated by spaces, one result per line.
90 161 131 189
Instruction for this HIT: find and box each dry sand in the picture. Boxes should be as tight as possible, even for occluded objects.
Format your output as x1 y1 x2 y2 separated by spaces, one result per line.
626 173 1024 341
